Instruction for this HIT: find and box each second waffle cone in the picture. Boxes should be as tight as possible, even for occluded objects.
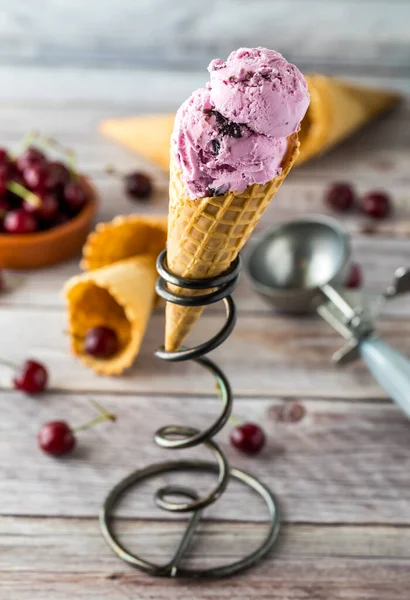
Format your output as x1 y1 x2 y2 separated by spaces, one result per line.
165 132 300 352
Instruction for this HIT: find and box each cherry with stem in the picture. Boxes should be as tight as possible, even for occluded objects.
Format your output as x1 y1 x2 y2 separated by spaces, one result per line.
0 357 49 394
38 398 116 456
105 165 153 200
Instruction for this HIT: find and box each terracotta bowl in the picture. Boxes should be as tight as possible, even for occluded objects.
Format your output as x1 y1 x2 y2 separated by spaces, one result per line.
0 177 98 269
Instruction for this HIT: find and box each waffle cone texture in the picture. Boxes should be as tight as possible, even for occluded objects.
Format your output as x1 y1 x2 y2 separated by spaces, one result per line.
64 215 167 375
165 132 300 352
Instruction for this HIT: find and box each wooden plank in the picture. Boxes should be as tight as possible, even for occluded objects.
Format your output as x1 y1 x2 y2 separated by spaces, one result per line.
1 518 410 599
1 393 410 523
0 305 409 398
2 1 410 75
3 235 410 321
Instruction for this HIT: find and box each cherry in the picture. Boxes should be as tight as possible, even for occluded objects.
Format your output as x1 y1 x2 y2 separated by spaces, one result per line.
84 326 119 358
4 208 37 234
24 192 59 221
345 263 363 289
23 163 50 190
230 422 266 455
52 212 70 228
0 196 11 219
38 399 116 457
361 191 391 219
0 176 8 197
46 161 71 189
124 171 153 200
64 181 87 212
0 148 9 165
16 147 46 172
13 359 48 394
38 421 75 456
0 162 13 195
325 183 355 212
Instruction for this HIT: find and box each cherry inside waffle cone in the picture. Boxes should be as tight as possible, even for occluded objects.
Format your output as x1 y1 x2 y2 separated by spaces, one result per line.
165 132 300 352
64 255 157 375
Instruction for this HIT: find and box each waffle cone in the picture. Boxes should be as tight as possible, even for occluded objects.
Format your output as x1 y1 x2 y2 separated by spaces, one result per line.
165 132 299 352
99 77 399 170
81 214 167 271
298 75 400 164
99 114 175 171
64 255 157 375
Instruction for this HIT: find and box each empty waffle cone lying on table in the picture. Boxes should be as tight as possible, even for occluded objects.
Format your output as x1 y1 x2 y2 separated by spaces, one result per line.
165 133 300 352
99 76 400 169
64 215 167 375
298 75 401 164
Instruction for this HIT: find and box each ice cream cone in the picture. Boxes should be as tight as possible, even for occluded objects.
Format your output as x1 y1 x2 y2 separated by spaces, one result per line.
99 114 175 171
81 214 167 271
64 214 167 375
64 255 157 375
298 75 400 164
99 77 399 170
165 132 300 352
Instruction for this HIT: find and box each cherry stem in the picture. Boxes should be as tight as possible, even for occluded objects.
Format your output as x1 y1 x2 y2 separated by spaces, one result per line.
105 165 124 179
7 181 41 208
215 382 240 428
73 398 116 432
41 136 78 180
63 330 83 342
12 130 40 159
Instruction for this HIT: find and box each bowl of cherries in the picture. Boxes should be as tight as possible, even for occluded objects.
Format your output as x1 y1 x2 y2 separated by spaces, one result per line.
0 135 98 269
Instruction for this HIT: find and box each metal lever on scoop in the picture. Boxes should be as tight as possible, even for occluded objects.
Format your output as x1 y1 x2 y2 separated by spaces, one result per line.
317 268 410 419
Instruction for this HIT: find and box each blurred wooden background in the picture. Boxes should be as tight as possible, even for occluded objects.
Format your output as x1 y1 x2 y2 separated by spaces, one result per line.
1 0 410 102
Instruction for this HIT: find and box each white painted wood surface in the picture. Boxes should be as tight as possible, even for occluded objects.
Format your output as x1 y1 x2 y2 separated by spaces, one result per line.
2 519 409 600
0 71 409 597
1 1 410 76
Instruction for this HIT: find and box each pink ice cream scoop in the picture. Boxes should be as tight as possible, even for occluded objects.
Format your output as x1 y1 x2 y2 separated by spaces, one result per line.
209 47 309 138
172 47 309 199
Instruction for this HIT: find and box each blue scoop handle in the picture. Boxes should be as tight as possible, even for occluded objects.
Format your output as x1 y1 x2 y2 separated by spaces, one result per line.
359 336 410 419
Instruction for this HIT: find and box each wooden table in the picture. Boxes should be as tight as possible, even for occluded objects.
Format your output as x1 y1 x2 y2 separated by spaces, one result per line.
1 75 410 599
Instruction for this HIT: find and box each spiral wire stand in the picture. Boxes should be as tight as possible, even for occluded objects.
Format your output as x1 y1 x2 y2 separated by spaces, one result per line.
100 250 280 578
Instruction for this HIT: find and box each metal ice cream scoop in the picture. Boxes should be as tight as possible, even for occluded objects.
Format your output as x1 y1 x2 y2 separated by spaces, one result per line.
246 216 410 419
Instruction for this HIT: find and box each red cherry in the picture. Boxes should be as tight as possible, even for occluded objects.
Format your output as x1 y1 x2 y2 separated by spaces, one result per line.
0 196 11 219
64 181 87 212
45 161 71 189
345 263 363 289
0 162 13 195
325 183 355 212
38 421 75 456
84 326 119 358
0 177 7 197
52 212 70 228
230 422 266 455
16 147 46 172
23 163 50 190
38 400 115 457
361 191 391 219
4 208 38 234
0 148 9 165
13 359 48 394
24 192 59 221
124 171 153 200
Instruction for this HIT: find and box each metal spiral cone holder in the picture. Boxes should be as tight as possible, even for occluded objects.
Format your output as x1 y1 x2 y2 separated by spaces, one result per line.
100 250 280 578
